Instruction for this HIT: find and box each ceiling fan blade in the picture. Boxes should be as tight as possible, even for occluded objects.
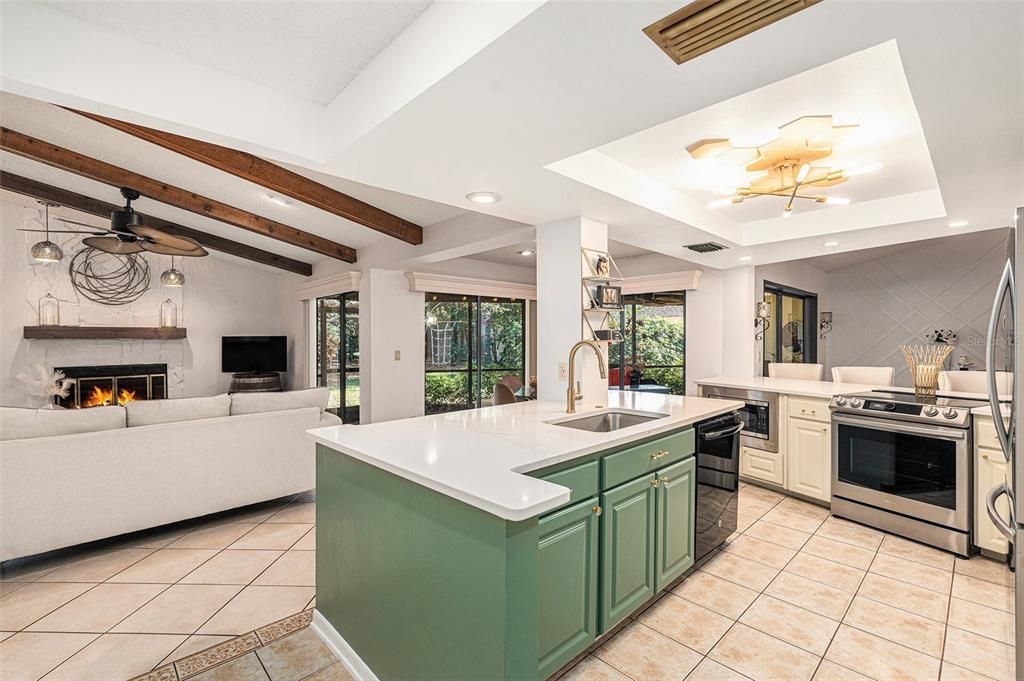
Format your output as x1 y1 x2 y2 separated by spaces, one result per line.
55 218 111 230
129 225 208 256
139 240 208 257
82 236 145 254
17 229 108 235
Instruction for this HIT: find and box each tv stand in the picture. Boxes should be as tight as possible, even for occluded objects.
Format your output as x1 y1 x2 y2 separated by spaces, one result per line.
228 372 283 394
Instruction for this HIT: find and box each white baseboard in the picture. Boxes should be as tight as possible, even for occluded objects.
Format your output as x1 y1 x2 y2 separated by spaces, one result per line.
311 609 381 681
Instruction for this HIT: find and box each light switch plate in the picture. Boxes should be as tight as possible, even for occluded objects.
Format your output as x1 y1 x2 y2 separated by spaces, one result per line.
558 362 568 381
394 350 401 360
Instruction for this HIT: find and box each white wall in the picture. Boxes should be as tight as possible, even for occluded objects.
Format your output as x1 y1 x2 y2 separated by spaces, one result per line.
0 197 304 406
825 229 1009 386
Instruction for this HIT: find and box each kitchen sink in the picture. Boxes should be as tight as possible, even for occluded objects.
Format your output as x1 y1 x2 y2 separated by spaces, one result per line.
549 409 668 433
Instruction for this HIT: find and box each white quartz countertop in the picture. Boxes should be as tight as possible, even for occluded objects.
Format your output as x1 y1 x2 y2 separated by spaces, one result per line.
697 376 1011 403
307 392 743 521
696 376 884 398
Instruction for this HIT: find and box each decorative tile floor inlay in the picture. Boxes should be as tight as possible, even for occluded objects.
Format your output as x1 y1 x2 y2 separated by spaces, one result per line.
1 484 1017 681
0 492 317 680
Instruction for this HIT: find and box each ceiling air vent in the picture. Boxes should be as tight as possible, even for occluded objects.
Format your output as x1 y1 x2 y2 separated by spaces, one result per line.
685 242 728 254
643 0 823 65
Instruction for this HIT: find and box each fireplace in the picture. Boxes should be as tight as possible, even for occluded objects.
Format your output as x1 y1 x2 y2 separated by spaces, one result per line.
55 364 168 408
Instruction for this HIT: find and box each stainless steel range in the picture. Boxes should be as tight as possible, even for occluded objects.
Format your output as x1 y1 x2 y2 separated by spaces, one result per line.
829 390 990 557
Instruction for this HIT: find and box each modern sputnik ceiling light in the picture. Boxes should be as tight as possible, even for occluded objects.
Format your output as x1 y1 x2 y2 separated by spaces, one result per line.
689 115 883 218
30 201 64 263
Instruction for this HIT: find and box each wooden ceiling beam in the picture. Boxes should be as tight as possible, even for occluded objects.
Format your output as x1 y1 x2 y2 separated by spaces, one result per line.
0 172 313 276
0 127 357 263
71 109 424 246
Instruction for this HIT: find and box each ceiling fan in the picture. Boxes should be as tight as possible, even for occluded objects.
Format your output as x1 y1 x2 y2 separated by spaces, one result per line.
19 188 209 257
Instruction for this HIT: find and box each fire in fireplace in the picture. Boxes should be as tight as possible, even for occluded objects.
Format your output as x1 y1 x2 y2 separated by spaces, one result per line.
55 364 168 408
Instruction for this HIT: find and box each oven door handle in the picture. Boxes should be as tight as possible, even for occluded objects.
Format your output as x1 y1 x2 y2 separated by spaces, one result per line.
703 423 744 440
831 413 966 440
985 259 1014 462
986 482 1016 542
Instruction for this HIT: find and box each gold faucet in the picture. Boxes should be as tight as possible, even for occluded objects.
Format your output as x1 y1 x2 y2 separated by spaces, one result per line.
566 340 608 414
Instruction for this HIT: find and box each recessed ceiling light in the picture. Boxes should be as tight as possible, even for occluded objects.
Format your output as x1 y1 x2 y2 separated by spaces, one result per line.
267 194 293 206
824 240 840 247
466 192 502 204
739 255 752 262
949 219 969 228
518 249 535 257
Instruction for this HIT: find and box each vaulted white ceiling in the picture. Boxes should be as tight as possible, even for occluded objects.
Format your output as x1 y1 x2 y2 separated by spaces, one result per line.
1 1 1021 273
34 1 432 106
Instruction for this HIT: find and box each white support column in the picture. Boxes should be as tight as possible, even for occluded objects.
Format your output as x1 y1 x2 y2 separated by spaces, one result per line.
536 217 609 406
359 268 426 424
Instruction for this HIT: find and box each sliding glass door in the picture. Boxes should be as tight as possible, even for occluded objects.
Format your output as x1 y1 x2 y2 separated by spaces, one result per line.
316 292 359 423
608 292 686 395
424 293 526 414
763 282 817 375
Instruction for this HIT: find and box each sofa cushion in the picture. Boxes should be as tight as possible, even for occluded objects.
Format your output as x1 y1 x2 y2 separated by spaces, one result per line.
125 394 231 427
0 405 127 441
230 388 329 416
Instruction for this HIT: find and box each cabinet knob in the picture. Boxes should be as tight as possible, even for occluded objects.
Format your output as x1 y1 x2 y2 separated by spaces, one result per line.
651 478 660 487
592 505 602 516
661 476 670 485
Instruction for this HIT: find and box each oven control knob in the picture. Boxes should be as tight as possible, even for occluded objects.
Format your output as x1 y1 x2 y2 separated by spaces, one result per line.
923 406 939 417
943 408 959 419
835 397 848 406
850 398 863 408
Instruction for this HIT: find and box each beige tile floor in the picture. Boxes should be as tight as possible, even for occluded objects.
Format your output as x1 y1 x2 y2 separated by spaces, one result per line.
0 492 316 681
1 483 1017 681
558 482 1017 681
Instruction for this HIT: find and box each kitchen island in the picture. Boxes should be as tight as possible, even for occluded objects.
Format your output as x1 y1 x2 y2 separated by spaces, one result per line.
307 391 742 681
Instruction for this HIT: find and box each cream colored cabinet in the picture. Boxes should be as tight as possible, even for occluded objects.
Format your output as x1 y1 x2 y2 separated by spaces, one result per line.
974 415 1010 556
786 416 831 502
740 445 785 486
782 397 832 502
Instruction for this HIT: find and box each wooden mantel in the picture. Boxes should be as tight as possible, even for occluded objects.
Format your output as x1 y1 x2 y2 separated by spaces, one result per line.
23 326 187 340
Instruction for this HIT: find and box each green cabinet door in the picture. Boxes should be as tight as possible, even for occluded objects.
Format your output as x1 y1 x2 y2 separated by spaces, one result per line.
537 497 600 680
599 475 656 633
654 457 696 591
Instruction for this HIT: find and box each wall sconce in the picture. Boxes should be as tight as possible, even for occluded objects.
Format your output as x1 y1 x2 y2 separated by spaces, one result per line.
754 301 771 341
819 311 833 339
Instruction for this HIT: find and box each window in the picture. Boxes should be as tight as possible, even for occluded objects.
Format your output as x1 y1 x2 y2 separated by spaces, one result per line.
608 292 686 395
424 293 526 414
762 281 817 375
316 292 359 423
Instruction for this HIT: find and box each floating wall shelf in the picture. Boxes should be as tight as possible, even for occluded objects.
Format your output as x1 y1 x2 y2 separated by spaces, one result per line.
23 326 187 340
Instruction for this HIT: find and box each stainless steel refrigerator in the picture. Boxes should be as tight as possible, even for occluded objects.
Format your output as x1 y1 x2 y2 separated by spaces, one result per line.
984 206 1024 678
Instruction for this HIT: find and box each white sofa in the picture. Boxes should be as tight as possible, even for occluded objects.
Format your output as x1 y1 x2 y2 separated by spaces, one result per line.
0 388 342 562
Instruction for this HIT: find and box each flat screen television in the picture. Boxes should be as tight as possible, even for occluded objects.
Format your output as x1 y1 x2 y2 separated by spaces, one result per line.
222 336 287 373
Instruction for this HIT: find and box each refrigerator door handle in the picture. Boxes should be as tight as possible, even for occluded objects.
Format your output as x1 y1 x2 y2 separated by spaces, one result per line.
986 482 1016 542
986 259 1014 462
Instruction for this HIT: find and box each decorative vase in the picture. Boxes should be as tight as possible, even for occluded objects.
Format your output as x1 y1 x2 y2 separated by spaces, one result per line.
160 298 178 328
38 292 59 326
900 344 954 397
